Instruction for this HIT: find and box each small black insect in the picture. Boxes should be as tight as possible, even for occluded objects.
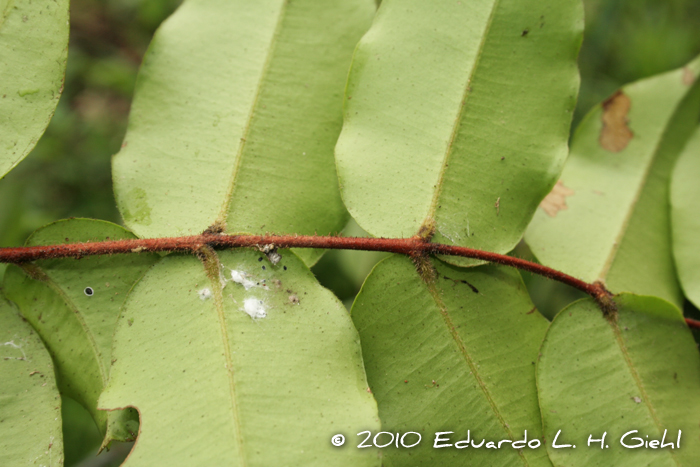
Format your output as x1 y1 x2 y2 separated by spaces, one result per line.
84 287 94 297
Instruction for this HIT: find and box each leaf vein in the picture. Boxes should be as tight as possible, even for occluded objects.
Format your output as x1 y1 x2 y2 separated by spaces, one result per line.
201 249 247 466
423 0 502 233
425 277 530 467
217 0 289 226
608 318 680 465
598 62 700 281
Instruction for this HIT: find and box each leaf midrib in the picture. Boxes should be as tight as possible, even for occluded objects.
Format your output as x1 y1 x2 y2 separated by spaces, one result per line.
422 0 502 233
598 62 700 282
425 278 531 467
597 127 666 281
0 0 15 31
217 0 289 227
608 317 680 465
201 250 247 466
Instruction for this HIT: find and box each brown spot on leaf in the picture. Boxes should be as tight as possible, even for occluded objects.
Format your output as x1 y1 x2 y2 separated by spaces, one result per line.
600 90 633 152
683 67 695 86
540 181 574 217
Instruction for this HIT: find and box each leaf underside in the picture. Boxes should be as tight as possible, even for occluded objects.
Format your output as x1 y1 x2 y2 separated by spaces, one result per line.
538 294 700 466
335 0 582 266
670 125 700 309
526 57 700 308
0 299 64 467
0 0 68 178
3 3 699 467
112 0 375 266
99 249 381 466
351 255 552 466
3 219 158 446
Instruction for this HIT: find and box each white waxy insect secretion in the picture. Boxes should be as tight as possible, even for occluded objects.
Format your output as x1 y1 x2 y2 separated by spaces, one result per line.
198 288 213 300
231 270 257 290
243 297 267 319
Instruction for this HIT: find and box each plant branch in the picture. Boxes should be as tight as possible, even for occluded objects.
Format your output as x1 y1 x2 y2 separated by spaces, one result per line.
0 232 696 328
686 317 700 330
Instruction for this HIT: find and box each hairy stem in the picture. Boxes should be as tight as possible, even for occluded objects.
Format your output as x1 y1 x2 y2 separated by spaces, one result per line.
0 233 696 329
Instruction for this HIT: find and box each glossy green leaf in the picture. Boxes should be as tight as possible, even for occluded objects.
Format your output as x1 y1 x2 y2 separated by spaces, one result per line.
3 219 159 447
112 0 374 266
671 126 700 308
0 298 63 466
537 294 700 466
0 0 68 178
99 249 380 466
526 58 700 308
352 255 552 466
335 0 583 266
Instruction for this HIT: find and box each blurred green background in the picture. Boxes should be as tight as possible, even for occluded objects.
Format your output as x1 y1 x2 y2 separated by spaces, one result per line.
1 0 699 465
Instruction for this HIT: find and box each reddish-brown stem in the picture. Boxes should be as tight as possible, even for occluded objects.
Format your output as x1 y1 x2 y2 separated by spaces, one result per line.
1 233 693 327
0 232 608 295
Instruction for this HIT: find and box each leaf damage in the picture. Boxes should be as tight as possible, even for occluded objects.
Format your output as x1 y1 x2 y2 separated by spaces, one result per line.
599 90 633 152
682 67 695 86
539 180 574 217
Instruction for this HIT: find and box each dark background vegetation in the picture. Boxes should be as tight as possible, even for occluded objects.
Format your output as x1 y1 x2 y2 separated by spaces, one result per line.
1 0 699 465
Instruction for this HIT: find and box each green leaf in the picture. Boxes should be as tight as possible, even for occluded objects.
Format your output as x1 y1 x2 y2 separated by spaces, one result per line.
99 249 380 466
0 298 63 466
537 294 700 466
335 0 583 265
112 0 374 266
3 219 159 447
351 255 552 466
671 125 700 309
0 0 68 178
526 58 700 308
